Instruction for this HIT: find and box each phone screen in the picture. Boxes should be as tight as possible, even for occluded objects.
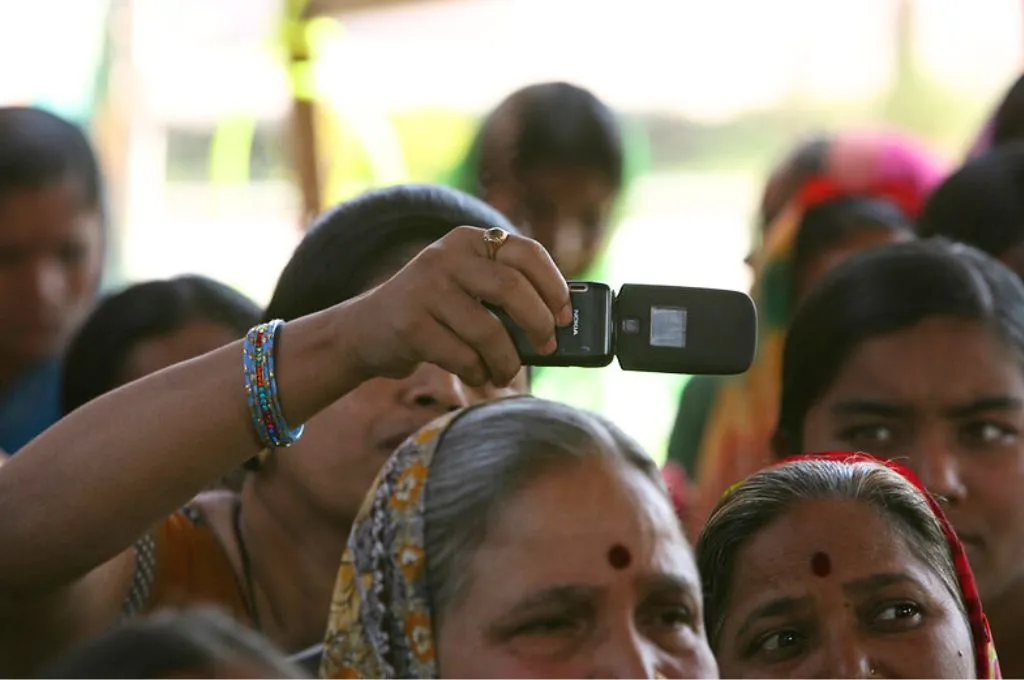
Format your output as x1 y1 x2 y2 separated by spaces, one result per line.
649 306 687 349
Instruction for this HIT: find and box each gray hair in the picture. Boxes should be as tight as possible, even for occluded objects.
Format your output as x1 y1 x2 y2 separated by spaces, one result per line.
695 458 966 650
423 397 667 627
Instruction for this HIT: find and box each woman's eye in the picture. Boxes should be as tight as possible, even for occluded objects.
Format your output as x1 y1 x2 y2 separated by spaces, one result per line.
961 421 1018 448
750 629 806 662
872 601 922 630
517 617 580 635
839 424 896 450
58 242 87 265
762 630 800 651
651 605 695 629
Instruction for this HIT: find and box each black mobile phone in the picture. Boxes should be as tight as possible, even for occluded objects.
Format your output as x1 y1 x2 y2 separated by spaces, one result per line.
614 283 756 374
490 281 756 375
487 282 614 368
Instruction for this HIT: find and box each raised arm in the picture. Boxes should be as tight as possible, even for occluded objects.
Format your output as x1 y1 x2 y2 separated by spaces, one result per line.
0 226 570 592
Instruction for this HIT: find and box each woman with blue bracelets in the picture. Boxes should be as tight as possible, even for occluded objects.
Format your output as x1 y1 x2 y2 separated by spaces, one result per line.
0 184 571 676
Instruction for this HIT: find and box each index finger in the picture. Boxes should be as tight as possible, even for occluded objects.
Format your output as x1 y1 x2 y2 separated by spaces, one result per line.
485 234 572 326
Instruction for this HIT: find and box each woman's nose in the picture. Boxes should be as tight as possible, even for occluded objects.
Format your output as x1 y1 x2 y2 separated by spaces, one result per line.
588 627 655 679
401 363 469 413
820 631 877 679
910 443 967 505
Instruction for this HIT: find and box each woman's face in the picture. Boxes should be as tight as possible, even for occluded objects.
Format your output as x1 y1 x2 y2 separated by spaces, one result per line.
794 226 910 304
801 317 1024 602
714 498 974 679
485 166 617 278
271 257 528 527
436 458 717 679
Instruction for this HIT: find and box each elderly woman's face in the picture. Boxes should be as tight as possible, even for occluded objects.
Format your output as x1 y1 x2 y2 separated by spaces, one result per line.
436 458 717 679
713 498 974 679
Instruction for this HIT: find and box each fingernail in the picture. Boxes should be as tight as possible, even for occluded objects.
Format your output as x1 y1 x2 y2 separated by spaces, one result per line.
542 337 557 355
557 304 573 326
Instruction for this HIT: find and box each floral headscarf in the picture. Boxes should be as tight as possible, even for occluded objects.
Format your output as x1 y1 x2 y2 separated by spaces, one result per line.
319 408 462 679
689 131 946 535
719 452 1000 679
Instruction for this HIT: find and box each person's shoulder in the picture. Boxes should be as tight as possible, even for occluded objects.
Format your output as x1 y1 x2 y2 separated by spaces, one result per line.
159 492 237 542
0 360 62 452
144 493 248 620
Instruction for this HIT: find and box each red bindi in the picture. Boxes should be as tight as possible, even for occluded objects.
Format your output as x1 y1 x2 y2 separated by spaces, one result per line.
607 544 632 570
810 551 831 577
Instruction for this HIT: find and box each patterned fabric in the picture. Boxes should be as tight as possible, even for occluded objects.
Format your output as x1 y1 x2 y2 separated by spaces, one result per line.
721 452 1000 679
689 131 946 534
320 411 463 679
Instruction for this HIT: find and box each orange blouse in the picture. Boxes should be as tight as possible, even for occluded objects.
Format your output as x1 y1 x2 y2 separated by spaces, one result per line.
127 505 252 625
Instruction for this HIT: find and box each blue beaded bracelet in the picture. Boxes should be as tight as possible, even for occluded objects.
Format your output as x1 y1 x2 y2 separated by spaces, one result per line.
243 320 304 448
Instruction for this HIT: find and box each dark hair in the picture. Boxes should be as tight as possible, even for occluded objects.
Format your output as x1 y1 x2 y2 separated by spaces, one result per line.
917 144 1024 258
0 106 102 212
62 275 261 415
774 238 1024 455
794 196 911 280
991 74 1024 148
758 195 913 326
468 82 623 193
263 183 517 322
39 607 304 679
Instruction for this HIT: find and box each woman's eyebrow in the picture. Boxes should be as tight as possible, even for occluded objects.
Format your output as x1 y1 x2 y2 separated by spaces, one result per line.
484 584 598 641
943 395 1023 418
494 584 599 621
841 571 920 597
830 398 911 418
634 572 698 599
735 595 814 641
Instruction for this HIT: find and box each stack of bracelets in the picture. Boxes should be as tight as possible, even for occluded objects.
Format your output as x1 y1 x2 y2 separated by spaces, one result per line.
243 320 305 448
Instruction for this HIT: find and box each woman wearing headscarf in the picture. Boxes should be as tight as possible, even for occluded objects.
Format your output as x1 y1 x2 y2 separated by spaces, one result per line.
320 397 717 679
698 452 1000 678
677 131 945 534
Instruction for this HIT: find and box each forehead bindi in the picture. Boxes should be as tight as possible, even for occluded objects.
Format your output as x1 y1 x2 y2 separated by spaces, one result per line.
607 544 632 570
810 551 831 577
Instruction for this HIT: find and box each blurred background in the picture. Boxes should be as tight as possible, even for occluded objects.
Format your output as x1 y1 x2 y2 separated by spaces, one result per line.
4 0 1020 460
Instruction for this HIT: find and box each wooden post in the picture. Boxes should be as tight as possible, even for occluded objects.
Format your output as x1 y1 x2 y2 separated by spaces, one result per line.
284 0 321 231
91 0 134 283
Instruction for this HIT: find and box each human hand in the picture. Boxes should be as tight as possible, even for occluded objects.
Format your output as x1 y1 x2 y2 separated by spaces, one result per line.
343 226 571 387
